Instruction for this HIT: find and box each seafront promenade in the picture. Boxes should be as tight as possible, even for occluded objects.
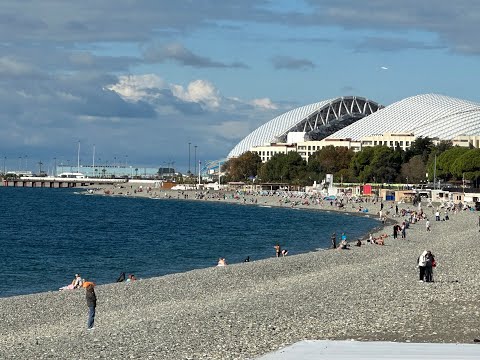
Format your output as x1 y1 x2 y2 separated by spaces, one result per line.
1 188 479 359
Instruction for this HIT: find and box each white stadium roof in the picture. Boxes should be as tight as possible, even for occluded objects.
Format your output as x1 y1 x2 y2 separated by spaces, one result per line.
228 96 381 158
328 94 480 141
228 99 334 158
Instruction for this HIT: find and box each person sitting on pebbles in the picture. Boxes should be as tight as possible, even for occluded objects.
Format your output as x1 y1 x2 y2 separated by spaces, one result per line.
59 274 84 291
338 239 350 250
217 258 227 266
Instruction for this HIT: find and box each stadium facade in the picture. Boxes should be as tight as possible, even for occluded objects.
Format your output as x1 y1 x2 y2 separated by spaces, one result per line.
228 94 480 163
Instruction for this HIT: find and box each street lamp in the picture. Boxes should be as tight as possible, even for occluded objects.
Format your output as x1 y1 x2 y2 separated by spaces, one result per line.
54 157 57 177
3 156 6 175
218 161 221 185
188 142 191 175
194 145 197 176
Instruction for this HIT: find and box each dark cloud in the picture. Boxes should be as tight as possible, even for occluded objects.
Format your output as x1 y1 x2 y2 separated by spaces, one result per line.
271 56 315 70
301 0 480 55
143 43 248 68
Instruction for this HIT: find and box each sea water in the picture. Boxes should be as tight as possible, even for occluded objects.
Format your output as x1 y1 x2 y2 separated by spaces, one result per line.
0 187 379 297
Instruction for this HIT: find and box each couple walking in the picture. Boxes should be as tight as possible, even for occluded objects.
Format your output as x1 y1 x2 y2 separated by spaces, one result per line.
418 250 436 282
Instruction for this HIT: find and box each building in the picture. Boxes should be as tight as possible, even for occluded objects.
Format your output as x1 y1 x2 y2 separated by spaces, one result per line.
232 94 480 162
228 96 382 158
55 164 175 179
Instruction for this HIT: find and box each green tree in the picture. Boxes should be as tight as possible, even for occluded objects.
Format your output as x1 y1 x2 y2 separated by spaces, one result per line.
350 146 376 181
400 155 426 183
450 148 480 180
405 136 434 162
224 151 262 182
427 147 470 181
258 152 307 183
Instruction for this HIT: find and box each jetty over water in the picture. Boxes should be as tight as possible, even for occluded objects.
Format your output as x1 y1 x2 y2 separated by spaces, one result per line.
2 176 127 188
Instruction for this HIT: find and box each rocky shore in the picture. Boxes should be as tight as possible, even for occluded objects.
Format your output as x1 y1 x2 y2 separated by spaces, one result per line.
1 190 479 359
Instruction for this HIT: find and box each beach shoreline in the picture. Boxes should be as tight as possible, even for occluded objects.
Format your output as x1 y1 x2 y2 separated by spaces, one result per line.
2 186 479 359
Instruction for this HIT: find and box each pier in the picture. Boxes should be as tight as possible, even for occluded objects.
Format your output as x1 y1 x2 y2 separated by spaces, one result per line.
2 176 127 188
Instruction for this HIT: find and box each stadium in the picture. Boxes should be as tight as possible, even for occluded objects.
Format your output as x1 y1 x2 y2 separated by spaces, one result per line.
227 94 480 161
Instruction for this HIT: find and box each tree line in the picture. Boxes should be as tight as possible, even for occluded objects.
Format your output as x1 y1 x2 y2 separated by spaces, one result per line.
223 137 480 186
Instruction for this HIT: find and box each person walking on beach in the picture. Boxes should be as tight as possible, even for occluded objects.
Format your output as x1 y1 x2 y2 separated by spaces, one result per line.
86 283 97 330
426 219 431 232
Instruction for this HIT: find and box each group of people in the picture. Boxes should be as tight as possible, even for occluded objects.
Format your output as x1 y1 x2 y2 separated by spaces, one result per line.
59 273 95 291
116 272 137 282
274 244 288 257
417 250 436 282
61 271 140 331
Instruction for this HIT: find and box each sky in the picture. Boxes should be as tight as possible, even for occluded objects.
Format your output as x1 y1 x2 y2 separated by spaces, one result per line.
1 0 479 174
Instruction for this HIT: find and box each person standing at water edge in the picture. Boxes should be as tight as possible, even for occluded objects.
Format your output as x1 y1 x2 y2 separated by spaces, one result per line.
86 284 97 330
274 244 281 257
331 232 336 249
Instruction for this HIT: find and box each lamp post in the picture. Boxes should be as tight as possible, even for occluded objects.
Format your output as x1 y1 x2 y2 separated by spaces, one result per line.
3 156 6 175
218 161 221 185
188 142 191 175
194 145 197 176
198 160 201 186
54 157 57 177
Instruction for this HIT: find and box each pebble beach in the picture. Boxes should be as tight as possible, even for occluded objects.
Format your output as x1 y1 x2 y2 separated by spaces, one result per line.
1 188 480 359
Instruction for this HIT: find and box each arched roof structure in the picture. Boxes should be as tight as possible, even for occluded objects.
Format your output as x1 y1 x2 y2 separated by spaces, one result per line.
328 94 480 140
228 96 382 158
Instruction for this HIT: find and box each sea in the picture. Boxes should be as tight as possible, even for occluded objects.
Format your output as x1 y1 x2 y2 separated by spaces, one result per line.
0 187 380 298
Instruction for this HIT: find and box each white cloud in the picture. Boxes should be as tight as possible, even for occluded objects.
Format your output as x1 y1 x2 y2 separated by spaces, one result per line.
106 74 166 102
171 79 221 110
251 97 278 110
